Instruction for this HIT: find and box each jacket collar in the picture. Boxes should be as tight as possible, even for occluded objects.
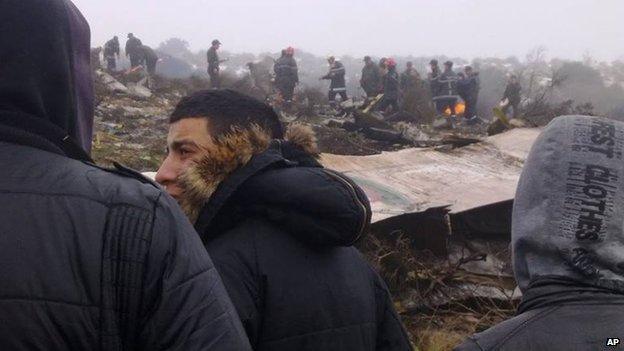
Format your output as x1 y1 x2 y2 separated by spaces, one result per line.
517 276 624 314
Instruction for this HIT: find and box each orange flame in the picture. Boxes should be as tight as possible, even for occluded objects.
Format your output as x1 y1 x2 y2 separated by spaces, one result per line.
444 102 466 116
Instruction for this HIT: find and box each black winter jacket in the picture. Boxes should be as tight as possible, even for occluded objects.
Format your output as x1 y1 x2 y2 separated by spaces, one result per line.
0 1 251 349
0 141 250 350
181 126 412 351
455 116 624 351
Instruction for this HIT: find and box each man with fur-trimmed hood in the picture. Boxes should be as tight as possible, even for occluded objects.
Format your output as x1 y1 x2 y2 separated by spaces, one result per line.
156 89 412 351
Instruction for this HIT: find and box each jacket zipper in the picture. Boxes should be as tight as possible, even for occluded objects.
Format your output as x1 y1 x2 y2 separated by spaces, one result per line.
323 169 369 245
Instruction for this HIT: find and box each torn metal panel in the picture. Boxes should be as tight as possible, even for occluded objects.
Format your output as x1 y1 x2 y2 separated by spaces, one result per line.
450 199 514 241
370 206 450 256
321 128 541 222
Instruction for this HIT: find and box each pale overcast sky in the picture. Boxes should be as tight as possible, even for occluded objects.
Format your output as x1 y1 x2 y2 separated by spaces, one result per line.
73 0 624 61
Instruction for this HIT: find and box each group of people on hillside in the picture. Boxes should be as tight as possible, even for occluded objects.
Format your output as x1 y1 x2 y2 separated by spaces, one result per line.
104 35 523 121
426 59 482 124
428 59 524 122
103 33 159 75
360 57 423 114
2 2 617 350
361 56 524 121
273 52 421 113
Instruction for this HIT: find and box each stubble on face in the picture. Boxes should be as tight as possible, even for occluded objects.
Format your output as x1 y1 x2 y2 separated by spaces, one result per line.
155 118 214 203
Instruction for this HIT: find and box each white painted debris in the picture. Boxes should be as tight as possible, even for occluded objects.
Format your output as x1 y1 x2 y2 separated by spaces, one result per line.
96 70 128 93
321 128 542 222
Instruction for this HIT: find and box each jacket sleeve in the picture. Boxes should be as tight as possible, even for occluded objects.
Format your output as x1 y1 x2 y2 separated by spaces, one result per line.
373 271 412 351
138 194 251 351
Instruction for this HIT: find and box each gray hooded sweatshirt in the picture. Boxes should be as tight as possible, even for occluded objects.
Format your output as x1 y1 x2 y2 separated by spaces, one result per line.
456 115 624 351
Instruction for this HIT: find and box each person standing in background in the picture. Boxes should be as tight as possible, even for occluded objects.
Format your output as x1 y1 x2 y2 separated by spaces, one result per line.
207 39 223 89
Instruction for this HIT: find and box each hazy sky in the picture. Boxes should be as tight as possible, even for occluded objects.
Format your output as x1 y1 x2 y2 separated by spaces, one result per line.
73 0 624 61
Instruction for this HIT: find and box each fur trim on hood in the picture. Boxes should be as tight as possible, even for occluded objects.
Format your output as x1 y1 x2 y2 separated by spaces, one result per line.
179 123 319 222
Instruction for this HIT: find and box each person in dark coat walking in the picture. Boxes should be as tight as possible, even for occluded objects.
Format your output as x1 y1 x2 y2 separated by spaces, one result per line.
125 33 143 68
103 36 120 71
138 45 159 75
502 75 522 118
455 115 624 351
321 56 348 107
207 39 223 89
0 1 251 350
378 58 400 114
458 66 480 123
273 47 299 102
155 89 412 351
361 56 381 98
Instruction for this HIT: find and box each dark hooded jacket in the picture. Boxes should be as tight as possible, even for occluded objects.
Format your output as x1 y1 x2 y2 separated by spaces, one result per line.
0 1 251 349
180 125 412 351
455 115 624 351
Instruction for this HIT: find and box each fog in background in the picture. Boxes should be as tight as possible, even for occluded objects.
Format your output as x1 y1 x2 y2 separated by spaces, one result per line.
75 0 623 61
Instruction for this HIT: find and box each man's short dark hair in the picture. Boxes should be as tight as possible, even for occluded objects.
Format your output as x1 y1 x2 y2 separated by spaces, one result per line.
170 89 284 139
